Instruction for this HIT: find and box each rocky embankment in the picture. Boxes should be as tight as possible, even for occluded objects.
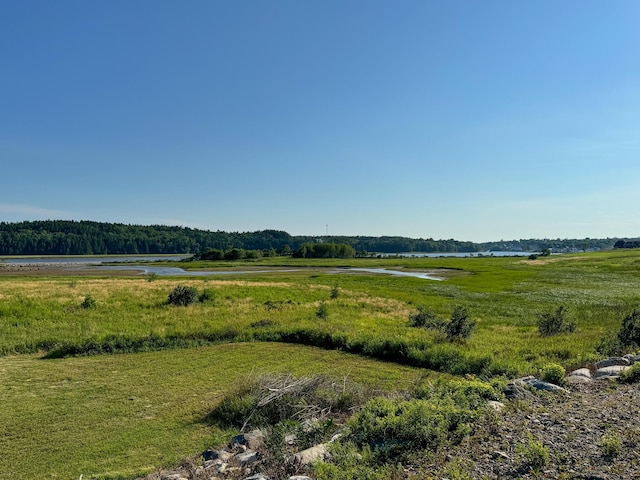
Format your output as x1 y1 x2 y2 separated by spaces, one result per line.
143 355 640 480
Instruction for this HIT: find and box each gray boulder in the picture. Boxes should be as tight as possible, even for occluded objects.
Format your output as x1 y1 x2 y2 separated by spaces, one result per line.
594 365 631 379
232 429 265 450
287 444 329 466
595 357 630 369
568 368 592 378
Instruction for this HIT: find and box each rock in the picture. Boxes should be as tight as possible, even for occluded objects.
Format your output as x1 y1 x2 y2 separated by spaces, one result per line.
288 476 314 480
237 449 259 466
594 365 631 379
160 473 188 480
232 429 265 450
487 400 505 411
503 383 537 401
243 475 269 480
568 368 592 379
565 375 592 384
526 379 570 394
595 357 630 368
287 444 329 466
623 354 640 364
203 448 232 462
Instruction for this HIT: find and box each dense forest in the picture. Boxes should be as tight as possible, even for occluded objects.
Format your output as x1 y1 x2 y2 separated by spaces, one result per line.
0 220 624 256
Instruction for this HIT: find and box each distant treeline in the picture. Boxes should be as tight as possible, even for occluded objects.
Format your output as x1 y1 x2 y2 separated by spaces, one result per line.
0 220 623 256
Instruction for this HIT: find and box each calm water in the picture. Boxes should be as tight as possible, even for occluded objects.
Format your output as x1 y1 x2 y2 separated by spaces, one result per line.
2 255 190 264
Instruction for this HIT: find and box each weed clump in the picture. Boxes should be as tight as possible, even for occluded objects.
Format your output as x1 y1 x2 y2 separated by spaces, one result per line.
619 362 640 383
540 363 566 385
316 301 329 320
537 306 576 337
167 285 198 306
517 433 550 470
80 295 96 309
408 306 445 329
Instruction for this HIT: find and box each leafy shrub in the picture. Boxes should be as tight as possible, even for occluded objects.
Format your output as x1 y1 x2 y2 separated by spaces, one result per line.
348 396 475 455
537 306 576 336
445 307 475 340
198 288 215 304
80 295 96 309
619 362 640 383
330 285 339 300
167 285 198 306
408 306 445 329
618 309 640 349
316 301 329 319
540 363 566 385
600 430 622 458
517 434 549 470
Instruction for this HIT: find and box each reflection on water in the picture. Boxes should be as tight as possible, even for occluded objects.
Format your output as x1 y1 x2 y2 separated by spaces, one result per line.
347 268 444 280
97 265 444 280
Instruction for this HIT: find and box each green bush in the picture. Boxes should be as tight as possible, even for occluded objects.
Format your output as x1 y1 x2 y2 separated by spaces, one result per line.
198 288 215 304
600 430 622 458
408 306 445 329
517 434 549 470
330 285 339 300
537 306 576 336
540 363 566 385
348 394 477 456
80 295 96 309
618 309 640 349
167 285 198 306
316 301 329 319
445 307 475 341
619 362 640 383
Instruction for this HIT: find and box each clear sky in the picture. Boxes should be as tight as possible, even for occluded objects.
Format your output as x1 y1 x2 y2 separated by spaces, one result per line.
2 1 640 242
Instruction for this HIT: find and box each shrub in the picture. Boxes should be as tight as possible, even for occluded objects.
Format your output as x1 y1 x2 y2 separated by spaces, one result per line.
408 306 445 329
600 430 622 458
198 288 215 304
618 309 640 349
445 307 475 340
619 362 640 383
167 285 198 306
540 363 565 385
348 396 475 455
330 285 339 300
80 295 96 309
517 433 549 470
316 301 329 319
537 306 576 336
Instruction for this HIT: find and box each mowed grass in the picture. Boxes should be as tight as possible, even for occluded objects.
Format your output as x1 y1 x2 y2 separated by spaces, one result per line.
0 342 423 480
2 250 640 374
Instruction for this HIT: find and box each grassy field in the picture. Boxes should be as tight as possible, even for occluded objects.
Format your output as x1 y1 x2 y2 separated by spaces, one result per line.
0 343 424 480
1 250 640 478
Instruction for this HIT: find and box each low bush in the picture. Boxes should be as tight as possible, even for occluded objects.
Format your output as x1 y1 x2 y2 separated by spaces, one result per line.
618 309 640 349
80 295 96 309
537 306 576 337
167 285 198 306
517 433 549 470
316 301 329 319
619 362 640 384
408 306 445 329
600 430 623 458
540 363 566 385
445 306 475 341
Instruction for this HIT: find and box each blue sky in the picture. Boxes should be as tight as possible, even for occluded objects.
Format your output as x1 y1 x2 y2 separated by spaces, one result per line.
2 1 640 242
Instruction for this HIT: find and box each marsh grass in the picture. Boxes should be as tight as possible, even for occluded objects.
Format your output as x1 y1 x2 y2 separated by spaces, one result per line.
2 251 640 374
